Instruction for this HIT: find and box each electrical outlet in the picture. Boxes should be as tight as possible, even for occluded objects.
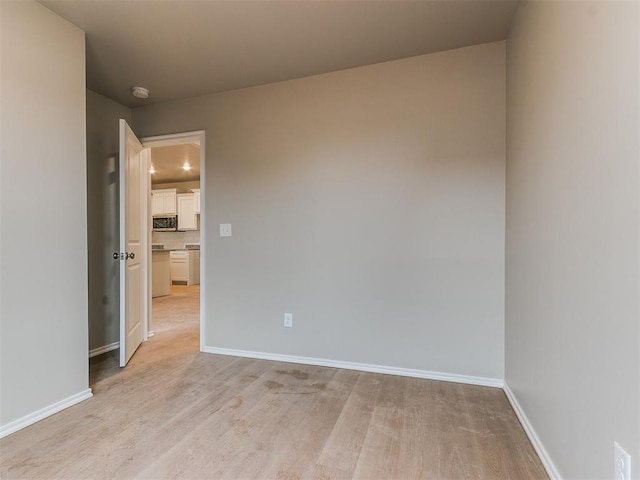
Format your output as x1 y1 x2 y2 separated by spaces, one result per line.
283 313 293 328
615 442 631 480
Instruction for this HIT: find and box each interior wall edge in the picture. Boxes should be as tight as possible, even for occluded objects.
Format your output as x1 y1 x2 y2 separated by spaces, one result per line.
503 382 562 480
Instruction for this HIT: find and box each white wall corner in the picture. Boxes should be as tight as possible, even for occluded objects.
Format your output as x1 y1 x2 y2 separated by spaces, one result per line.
0 389 93 439
203 346 504 388
503 382 562 480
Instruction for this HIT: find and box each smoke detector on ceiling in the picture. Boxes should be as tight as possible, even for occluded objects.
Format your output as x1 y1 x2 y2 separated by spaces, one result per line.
131 86 150 99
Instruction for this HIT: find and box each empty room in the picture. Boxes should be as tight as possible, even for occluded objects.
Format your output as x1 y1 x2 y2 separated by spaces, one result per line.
1 1 638 479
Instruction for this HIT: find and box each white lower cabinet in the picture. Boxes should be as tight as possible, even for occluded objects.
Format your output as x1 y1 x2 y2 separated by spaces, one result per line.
170 250 188 283
170 250 200 285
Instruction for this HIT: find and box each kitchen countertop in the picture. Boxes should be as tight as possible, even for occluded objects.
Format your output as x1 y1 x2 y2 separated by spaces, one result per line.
152 243 200 252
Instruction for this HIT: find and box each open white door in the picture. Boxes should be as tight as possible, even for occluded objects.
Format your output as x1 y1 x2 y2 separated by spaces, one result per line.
117 119 145 367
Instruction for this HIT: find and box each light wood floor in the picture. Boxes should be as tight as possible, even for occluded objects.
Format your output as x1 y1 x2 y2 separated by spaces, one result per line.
1 285 547 479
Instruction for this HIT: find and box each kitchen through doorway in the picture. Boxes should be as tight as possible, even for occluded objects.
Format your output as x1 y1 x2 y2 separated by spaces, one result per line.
144 131 205 351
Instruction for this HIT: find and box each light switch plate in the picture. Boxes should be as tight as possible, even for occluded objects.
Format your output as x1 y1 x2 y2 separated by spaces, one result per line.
220 224 232 237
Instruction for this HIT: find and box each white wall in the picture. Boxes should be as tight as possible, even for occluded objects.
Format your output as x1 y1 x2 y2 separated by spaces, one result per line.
86 90 132 352
134 42 506 381
0 1 90 429
506 1 639 478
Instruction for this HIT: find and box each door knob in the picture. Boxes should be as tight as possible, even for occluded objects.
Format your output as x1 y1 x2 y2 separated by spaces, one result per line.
113 252 135 260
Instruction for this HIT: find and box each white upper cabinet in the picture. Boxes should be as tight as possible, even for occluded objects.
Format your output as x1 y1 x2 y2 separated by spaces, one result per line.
151 189 177 216
177 193 198 230
192 188 201 214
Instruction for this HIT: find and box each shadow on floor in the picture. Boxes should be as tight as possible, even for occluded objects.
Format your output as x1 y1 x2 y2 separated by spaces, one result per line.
89 349 121 388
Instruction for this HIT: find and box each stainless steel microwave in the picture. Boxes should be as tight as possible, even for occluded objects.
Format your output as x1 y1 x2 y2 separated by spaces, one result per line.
153 216 177 231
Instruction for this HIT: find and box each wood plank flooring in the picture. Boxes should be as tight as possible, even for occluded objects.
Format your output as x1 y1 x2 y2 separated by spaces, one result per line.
1 285 547 479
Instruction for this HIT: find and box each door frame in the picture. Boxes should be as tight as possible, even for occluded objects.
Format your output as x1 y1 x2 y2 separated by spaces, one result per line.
141 130 206 351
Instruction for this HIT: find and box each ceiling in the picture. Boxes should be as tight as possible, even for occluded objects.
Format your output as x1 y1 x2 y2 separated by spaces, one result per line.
39 0 518 108
150 144 201 184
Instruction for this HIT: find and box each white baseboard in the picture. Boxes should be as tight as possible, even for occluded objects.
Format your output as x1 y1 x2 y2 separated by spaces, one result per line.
88 341 119 358
0 388 93 439
202 346 504 388
503 382 562 480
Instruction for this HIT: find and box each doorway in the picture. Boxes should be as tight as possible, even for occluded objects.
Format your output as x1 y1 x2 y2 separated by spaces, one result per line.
89 128 205 385
142 131 206 352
